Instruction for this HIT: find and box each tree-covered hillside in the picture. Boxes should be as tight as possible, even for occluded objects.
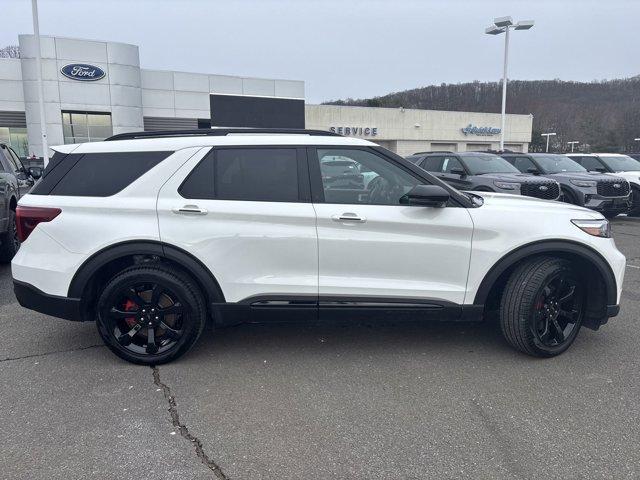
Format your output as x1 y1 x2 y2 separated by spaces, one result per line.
326 78 640 152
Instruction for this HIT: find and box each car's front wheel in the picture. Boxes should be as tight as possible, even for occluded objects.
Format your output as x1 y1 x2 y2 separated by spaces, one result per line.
628 186 640 217
500 256 585 357
96 264 207 365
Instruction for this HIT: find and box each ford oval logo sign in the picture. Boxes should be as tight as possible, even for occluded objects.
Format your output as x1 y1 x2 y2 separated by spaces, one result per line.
60 63 106 81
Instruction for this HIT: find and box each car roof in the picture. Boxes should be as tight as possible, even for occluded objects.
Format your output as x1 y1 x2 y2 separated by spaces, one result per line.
52 133 375 155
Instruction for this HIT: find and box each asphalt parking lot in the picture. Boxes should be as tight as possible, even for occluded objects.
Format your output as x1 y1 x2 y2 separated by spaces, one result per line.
1 218 640 480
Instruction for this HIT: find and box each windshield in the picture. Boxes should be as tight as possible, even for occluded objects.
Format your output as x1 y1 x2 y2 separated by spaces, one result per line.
461 154 520 175
599 155 640 172
534 155 586 174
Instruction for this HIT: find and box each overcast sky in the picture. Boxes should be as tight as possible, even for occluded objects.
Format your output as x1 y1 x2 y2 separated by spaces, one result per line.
2 0 638 103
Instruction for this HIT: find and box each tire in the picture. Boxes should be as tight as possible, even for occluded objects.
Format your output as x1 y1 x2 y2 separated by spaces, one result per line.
96 264 207 365
628 186 640 217
0 209 20 263
499 256 585 357
561 188 578 205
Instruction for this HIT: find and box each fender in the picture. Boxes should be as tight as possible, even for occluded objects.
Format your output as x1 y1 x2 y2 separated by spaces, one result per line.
67 240 225 303
473 239 617 306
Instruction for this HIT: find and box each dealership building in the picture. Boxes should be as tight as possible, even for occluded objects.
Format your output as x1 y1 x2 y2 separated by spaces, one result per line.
0 35 532 159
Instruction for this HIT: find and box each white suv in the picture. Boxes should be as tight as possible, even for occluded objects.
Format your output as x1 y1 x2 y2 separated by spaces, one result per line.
12 129 626 364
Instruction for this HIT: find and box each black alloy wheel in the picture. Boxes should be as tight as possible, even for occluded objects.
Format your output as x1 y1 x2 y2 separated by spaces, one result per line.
531 271 583 350
97 265 206 364
500 257 585 357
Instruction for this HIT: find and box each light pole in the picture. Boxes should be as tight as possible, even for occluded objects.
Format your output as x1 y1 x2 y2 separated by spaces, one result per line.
486 17 534 151
567 141 579 152
541 132 556 152
31 0 49 166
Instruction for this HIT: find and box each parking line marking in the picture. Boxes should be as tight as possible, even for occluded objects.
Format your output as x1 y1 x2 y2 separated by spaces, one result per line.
627 264 640 269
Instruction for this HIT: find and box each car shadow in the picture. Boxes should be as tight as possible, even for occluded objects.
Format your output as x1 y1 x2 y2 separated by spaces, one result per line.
182 316 524 363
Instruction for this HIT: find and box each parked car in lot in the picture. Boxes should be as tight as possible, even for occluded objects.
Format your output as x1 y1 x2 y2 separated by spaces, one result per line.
406 151 561 200
499 152 631 218
12 129 625 364
0 143 42 262
567 153 640 217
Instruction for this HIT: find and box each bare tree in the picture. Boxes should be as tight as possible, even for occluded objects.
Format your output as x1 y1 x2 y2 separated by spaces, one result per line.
0 45 20 58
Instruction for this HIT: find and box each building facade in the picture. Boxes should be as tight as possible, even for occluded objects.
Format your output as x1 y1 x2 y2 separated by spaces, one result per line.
305 105 532 156
0 35 531 159
0 35 304 157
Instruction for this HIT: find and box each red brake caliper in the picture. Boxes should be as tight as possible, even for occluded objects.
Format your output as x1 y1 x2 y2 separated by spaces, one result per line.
123 299 138 327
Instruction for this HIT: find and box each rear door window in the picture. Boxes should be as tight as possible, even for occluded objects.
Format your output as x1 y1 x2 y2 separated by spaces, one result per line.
419 156 443 171
179 148 302 202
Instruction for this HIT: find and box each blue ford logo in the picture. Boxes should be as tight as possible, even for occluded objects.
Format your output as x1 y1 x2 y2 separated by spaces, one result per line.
60 63 106 81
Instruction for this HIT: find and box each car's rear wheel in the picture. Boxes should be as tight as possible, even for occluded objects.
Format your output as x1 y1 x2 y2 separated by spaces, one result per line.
500 256 585 357
0 209 20 263
96 264 207 365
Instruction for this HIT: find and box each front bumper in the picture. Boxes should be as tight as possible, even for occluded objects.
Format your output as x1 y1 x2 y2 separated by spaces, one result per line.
14 280 82 321
584 195 631 212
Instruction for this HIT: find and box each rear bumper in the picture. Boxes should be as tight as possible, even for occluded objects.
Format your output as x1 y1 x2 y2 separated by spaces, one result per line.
13 280 82 321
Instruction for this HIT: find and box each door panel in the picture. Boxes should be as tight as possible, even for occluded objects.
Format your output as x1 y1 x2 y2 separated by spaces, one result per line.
157 147 318 304
310 147 474 305
314 204 473 303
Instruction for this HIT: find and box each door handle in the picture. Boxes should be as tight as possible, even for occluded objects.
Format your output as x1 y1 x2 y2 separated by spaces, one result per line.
172 205 208 215
331 212 366 223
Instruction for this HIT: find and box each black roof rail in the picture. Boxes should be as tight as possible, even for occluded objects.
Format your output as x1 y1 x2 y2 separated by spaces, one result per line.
106 128 342 141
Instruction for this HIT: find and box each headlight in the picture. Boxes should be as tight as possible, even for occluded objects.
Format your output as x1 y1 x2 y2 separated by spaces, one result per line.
493 181 519 190
570 179 597 187
571 219 611 238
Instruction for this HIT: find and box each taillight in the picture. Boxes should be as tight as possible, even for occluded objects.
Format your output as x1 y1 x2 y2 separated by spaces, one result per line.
16 206 61 242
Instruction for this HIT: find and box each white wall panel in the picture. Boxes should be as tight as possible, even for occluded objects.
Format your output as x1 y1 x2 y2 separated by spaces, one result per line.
55 38 107 63
173 72 208 92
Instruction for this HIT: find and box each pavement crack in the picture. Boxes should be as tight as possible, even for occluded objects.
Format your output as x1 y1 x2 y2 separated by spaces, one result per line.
152 366 229 479
0 343 104 363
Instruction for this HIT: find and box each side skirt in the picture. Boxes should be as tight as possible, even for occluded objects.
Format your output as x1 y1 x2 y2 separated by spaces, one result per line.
212 295 485 326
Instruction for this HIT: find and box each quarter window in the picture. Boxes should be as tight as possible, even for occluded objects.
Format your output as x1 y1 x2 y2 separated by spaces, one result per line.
31 151 171 196
315 148 419 205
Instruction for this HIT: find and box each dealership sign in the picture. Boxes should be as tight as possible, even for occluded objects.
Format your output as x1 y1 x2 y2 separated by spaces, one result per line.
330 126 378 136
60 64 106 81
461 124 501 136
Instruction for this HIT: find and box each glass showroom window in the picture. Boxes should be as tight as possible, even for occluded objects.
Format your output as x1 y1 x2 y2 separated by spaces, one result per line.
0 127 28 157
62 111 113 144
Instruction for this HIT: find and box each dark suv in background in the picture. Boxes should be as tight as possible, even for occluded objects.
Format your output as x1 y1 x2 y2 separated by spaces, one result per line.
406 151 561 200
500 152 630 218
567 153 640 216
0 143 42 261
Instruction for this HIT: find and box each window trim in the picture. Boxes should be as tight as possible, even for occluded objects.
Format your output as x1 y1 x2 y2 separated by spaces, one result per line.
307 146 468 207
179 145 311 203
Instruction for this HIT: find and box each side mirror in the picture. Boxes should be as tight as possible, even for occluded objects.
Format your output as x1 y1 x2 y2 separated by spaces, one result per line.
402 185 450 207
28 167 43 180
450 168 466 177
526 167 540 175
